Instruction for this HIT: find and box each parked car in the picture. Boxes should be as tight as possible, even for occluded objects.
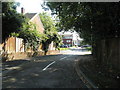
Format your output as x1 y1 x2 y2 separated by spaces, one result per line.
60 45 68 48
81 45 91 48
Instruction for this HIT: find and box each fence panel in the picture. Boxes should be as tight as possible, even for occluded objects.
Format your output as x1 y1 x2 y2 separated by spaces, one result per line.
5 37 16 53
98 38 120 70
4 37 24 53
16 37 24 52
48 41 55 50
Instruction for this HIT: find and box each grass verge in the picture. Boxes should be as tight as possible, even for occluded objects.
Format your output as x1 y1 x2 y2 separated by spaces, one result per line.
85 47 92 51
59 48 70 50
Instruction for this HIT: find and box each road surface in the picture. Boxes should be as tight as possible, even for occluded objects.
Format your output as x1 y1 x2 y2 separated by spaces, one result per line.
2 48 91 88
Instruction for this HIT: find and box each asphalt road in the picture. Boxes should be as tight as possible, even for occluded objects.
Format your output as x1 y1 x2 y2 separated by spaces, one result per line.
2 48 90 88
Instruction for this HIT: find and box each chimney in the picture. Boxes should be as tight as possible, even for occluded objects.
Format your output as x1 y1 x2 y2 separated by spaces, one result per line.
21 7 25 15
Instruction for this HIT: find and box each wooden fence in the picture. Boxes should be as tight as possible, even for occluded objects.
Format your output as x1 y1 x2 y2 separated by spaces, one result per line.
95 38 120 70
0 37 57 60
4 37 24 53
16 37 24 52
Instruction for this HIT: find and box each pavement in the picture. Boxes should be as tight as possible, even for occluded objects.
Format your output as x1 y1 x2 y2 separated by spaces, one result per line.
61 48 99 88
74 59 99 88
61 48 98 88
1 47 98 88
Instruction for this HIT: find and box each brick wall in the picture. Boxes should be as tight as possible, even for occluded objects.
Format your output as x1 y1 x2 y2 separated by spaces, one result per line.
30 14 44 33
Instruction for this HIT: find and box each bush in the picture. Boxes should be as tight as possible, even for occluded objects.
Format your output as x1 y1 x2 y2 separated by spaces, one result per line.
86 47 92 51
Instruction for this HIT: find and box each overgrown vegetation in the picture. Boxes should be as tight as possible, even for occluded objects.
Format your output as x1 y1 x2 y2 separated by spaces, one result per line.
2 2 62 56
85 47 92 51
2 2 26 43
18 22 43 52
45 2 120 65
45 2 120 84
46 2 120 43
59 48 69 50
39 12 62 55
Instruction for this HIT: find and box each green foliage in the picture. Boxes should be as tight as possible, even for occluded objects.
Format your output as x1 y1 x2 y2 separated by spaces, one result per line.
2 2 26 42
46 2 120 44
59 48 69 50
39 12 56 33
10 32 19 37
2 2 62 54
39 12 62 54
18 22 43 52
85 47 92 51
80 40 89 46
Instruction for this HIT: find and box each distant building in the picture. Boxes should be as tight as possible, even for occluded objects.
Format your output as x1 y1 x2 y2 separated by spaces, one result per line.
58 30 83 47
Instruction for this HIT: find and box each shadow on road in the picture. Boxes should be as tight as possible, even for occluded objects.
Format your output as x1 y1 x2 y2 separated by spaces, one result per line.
2 59 31 71
2 53 88 88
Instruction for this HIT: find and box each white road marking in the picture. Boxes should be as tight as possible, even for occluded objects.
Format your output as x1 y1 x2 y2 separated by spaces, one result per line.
42 56 69 71
60 57 67 60
42 61 56 71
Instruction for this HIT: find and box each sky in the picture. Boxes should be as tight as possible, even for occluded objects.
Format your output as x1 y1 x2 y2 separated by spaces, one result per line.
15 0 51 14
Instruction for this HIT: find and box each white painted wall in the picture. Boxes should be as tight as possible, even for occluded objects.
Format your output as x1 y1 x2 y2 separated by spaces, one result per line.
16 38 24 52
48 41 55 50
58 30 83 46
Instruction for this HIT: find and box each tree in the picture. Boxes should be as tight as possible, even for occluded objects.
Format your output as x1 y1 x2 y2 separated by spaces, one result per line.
39 12 62 55
2 2 43 53
45 2 120 68
46 2 120 48
47 2 120 38
18 22 43 52
2 2 26 42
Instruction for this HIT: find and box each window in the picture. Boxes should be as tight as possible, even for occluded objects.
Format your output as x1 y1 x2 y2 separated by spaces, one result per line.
63 36 72 39
66 40 71 42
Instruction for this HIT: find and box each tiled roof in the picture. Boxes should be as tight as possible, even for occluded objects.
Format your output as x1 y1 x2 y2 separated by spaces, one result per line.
25 13 37 20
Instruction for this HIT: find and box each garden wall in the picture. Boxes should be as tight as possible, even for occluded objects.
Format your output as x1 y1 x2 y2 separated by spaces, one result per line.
4 50 60 61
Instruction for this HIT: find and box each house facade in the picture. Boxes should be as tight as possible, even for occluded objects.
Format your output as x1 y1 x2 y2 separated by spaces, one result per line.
58 31 83 47
21 8 45 52
62 34 73 47
24 8 55 51
25 13 44 33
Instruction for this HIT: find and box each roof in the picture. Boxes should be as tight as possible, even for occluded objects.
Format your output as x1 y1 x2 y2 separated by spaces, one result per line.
25 13 37 20
58 31 74 36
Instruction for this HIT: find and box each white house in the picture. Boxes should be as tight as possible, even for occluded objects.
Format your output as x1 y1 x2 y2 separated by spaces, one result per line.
58 30 83 47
